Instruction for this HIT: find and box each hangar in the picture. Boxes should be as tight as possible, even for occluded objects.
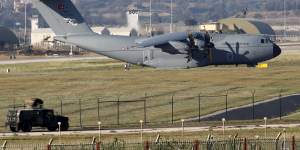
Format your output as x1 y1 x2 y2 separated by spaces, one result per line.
218 18 275 35
200 18 275 36
0 27 19 51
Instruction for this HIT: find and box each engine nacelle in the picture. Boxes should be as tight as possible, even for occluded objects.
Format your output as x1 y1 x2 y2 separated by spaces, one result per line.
195 39 205 49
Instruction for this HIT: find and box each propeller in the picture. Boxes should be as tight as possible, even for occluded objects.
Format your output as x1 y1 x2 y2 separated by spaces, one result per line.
186 33 197 62
225 42 249 66
202 32 214 64
186 32 215 63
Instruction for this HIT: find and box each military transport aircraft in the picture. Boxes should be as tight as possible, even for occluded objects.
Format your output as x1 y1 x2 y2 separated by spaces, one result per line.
32 0 281 69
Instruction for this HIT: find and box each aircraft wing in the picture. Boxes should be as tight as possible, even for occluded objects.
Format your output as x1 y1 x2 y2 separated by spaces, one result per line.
135 32 188 48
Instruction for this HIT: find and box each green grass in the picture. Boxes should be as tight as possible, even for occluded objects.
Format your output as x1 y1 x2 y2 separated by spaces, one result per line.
1 51 300 130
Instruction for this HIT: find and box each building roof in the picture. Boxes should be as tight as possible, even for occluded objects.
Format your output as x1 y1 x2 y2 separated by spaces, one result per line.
0 27 18 44
218 18 275 35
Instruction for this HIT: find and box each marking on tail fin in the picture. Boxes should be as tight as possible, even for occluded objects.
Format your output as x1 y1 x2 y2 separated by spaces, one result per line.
57 3 65 10
64 18 78 26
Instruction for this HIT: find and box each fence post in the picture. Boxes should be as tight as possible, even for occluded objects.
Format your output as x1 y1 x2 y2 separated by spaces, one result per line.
243 138 247 150
144 141 150 150
60 99 63 116
144 94 147 124
252 90 255 120
279 90 282 120
48 138 53 150
47 144 51 150
96 142 100 150
79 99 82 128
225 91 228 119
198 94 201 122
97 98 100 121
171 95 174 124
194 140 199 150
117 96 120 126
2 141 7 150
292 136 295 150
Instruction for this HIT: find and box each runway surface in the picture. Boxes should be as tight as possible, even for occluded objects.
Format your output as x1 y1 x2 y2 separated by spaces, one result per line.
0 56 110 65
187 93 300 121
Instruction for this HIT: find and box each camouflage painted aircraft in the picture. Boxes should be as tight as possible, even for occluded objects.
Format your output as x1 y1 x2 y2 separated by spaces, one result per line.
32 0 281 69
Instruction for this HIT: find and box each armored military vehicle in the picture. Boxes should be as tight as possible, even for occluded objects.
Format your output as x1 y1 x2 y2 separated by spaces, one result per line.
6 98 69 132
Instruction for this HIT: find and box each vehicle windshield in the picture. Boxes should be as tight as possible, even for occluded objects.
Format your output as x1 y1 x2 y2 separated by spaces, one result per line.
47 111 54 116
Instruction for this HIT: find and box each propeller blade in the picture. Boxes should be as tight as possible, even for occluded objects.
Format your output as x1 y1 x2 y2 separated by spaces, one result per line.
208 48 213 64
236 42 240 55
188 33 196 48
225 42 235 54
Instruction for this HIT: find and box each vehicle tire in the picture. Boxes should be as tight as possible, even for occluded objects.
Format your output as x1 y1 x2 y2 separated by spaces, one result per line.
21 122 32 132
61 122 69 131
9 126 18 132
47 125 57 131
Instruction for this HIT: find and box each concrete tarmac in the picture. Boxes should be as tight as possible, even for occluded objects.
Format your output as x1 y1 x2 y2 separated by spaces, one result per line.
0 56 109 65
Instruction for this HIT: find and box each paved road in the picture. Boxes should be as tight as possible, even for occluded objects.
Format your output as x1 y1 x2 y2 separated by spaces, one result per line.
1 123 299 137
0 56 110 65
187 93 300 121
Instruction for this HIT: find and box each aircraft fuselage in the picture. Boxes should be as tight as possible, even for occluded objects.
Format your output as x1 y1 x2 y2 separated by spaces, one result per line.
58 33 281 69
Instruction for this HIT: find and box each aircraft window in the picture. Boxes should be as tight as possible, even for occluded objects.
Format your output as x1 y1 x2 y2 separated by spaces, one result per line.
261 39 265 44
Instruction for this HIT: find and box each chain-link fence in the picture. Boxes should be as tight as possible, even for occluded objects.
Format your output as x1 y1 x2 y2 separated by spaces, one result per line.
1 137 298 150
0 89 298 129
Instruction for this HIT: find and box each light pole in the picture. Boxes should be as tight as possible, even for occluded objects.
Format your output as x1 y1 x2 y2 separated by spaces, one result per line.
58 122 61 144
24 0 27 45
181 119 185 138
222 118 226 139
297 0 300 41
69 45 73 56
170 0 173 33
15 22 21 45
149 0 152 36
283 0 287 40
298 0 300 41
140 120 144 143
98 121 102 142
283 128 286 149
264 117 267 138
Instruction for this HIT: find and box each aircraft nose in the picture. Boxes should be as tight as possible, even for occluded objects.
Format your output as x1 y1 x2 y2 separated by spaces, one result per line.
273 44 281 58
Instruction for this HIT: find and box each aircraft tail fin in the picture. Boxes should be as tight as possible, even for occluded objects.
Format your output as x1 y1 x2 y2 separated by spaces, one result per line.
32 0 93 36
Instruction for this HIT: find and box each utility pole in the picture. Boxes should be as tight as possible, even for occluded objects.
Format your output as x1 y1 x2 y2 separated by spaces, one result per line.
24 0 27 45
149 0 152 36
170 0 173 33
283 0 287 40
297 0 300 41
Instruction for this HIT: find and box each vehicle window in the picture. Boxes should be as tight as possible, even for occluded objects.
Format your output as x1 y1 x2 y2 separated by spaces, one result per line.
48 111 53 116
261 39 265 44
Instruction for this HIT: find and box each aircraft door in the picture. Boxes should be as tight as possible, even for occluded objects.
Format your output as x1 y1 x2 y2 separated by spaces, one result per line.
143 50 154 63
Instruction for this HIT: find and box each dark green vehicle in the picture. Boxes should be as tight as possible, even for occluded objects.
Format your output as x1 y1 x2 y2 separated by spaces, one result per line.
6 108 69 132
